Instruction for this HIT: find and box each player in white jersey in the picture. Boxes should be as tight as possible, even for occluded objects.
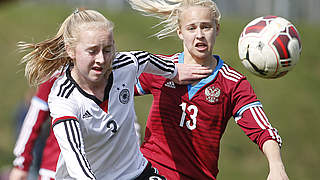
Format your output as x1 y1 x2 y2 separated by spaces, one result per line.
50 51 177 179
9 77 142 180
18 8 211 179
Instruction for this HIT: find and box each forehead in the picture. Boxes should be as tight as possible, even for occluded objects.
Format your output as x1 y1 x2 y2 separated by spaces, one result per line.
77 27 113 46
180 6 214 26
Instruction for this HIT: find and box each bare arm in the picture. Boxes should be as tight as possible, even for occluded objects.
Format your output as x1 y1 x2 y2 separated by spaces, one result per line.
262 140 289 180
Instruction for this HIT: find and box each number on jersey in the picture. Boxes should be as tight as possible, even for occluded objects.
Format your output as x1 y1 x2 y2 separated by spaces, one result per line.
179 102 198 130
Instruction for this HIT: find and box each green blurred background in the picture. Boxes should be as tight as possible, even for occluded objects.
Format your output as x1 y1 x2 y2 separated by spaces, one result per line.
0 1 319 179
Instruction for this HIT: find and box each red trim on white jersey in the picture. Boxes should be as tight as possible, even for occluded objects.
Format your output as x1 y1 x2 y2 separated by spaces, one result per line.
52 116 78 127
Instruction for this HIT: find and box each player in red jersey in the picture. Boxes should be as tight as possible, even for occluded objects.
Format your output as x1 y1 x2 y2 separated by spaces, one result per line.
130 0 289 179
10 78 59 180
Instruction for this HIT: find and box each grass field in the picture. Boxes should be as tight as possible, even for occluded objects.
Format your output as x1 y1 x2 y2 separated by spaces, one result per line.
1 2 319 179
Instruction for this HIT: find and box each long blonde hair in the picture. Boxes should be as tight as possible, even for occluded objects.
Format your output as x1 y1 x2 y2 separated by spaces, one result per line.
128 0 221 39
19 9 114 86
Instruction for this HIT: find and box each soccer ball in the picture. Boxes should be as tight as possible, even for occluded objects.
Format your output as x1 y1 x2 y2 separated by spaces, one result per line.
238 16 302 78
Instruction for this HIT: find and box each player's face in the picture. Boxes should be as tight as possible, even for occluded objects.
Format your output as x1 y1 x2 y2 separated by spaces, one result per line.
177 6 219 62
70 27 114 87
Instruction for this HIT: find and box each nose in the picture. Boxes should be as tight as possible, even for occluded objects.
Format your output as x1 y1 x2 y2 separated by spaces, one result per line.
95 50 105 64
196 27 204 38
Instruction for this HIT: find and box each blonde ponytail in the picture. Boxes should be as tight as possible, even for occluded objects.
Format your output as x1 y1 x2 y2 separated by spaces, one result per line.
20 9 114 86
19 29 69 86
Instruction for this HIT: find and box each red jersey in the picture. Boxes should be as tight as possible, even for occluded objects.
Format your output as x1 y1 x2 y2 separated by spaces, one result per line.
135 53 282 180
13 78 60 179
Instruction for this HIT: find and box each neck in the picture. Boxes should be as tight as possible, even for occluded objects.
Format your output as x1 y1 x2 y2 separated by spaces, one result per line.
71 70 109 101
183 52 217 70
182 52 217 86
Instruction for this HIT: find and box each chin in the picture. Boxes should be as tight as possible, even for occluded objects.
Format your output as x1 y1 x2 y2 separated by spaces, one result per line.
194 52 210 60
89 75 104 83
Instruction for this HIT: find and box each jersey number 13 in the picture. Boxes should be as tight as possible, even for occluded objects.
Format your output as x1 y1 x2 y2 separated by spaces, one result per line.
179 102 198 130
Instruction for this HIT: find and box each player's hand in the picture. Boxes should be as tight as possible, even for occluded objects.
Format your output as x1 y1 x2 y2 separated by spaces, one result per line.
262 140 289 180
9 167 28 180
173 63 212 85
267 162 289 180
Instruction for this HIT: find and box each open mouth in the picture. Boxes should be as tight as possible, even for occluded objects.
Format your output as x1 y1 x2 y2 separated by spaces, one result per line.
195 42 208 51
92 66 103 73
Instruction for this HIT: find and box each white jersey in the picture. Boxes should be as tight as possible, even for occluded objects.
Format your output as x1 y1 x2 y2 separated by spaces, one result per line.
48 51 177 180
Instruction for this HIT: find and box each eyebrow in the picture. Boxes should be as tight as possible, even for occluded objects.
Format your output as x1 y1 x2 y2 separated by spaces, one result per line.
85 44 113 49
185 21 213 26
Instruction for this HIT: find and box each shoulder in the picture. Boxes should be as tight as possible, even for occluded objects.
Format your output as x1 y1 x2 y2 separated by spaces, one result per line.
113 51 150 62
112 51 142 70
48 76 80 118
214 57 253 92
49 73 77 101
218 63 246 83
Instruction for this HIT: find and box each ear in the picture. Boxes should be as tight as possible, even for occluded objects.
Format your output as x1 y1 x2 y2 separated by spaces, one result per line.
215 22 220 36
177 27 184 40
66 45 75 59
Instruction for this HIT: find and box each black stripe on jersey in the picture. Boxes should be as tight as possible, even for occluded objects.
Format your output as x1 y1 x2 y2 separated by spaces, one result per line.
61 81 74 97
112 59 134 70
148 54 175 73
150 53 175 72
64 120 95 179
133 51 175 73
57 78 76 99
68 120 80 150
136 51 174 65
114 53 127 62
72 120 82 151
103 72 113 101
65 85 76 99
113 54 132 64
52 118 77 128
112 53 134 70
133 51 149 65
57 79 70 97
65 68 109 105
68 120 94 176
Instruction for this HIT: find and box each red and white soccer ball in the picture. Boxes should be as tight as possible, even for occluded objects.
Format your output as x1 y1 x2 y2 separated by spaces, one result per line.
238 16 302 78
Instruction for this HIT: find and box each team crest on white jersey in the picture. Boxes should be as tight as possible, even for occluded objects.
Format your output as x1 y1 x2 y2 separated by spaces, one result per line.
118 84 130 104
149 176 163 180
205 86 220 103
164 81 176 88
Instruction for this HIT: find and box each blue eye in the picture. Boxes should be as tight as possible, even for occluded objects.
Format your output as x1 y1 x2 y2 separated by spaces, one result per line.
187 26 196 31
202 23 214 30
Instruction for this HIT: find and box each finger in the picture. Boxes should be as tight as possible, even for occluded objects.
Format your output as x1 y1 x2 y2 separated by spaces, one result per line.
177 63 203 67
188 65 212 70
191 69 213 75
